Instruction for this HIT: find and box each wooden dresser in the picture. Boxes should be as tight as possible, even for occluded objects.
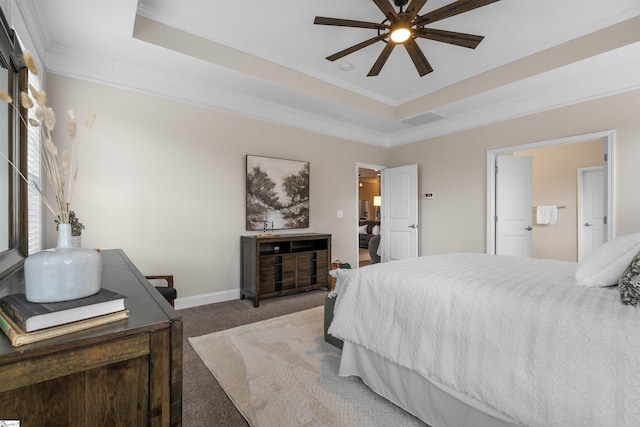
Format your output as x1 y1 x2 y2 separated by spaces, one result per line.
241 233 331 307
0 249 182 427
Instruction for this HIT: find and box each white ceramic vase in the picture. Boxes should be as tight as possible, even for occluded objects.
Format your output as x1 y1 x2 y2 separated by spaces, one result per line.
24 224 102 303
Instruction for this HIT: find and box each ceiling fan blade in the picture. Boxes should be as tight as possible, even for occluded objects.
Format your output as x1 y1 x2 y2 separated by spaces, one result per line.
416 0 500 26
326 34 388 62
404 39 433 76
405 0 430 20
368 42 396 76
372 0 399 21
415 28 484 48
314 16 388 30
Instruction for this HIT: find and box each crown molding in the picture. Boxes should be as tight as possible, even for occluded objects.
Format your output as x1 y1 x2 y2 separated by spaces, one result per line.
387 42 640 146
37 40 640 149
10 0 640 150
43 45 393 147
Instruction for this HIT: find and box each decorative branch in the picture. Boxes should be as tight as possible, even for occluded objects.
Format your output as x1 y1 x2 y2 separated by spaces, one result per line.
0 50 96 226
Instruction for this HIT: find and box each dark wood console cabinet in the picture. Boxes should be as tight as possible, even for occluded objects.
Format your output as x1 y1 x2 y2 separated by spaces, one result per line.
0 249 182 427
241 233 331 307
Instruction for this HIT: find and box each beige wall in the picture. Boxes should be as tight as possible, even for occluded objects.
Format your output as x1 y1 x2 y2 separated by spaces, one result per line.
517 140 603 262
42 73 640 305
389 89 640 256
44 74 387 304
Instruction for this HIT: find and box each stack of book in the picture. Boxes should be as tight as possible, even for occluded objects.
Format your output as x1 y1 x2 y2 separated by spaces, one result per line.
0 288 128 347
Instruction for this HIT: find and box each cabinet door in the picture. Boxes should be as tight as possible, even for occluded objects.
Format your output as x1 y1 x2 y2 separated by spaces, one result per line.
296 250 329 287
0 374 85 426
296 253 313 286
0 356 150 427
84 356 150 426
260 254 296 293
315 250 329 286
259 256 277 294
281 254 296 290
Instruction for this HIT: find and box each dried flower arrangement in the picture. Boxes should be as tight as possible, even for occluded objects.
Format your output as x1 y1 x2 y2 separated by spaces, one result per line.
55 210 85 237
0 50 96 227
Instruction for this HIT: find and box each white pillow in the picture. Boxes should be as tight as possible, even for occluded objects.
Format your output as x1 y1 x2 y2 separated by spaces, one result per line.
372 225 380 235
358 225 367 234
575 233 640 287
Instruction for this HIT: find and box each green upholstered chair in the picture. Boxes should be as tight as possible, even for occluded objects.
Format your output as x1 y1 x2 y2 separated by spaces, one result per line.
368 235 381 263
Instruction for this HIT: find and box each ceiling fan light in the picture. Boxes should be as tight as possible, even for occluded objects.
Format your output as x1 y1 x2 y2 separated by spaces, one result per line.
390 27 411 43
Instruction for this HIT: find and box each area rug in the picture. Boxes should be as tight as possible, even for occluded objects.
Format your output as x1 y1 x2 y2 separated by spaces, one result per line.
188 306 424 426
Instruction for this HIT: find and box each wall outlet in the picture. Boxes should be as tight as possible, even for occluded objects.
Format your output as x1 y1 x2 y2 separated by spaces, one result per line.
425 192 435 199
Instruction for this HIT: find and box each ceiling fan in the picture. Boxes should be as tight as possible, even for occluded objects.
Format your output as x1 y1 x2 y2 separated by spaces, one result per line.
314 0 500 77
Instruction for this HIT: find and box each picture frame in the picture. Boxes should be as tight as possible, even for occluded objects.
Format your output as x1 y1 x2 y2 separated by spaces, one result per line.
246 155 310 231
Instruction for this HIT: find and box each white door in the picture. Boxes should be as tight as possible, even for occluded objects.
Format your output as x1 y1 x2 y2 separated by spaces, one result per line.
381 164 418 262
495 155 533 257
578 167 605 261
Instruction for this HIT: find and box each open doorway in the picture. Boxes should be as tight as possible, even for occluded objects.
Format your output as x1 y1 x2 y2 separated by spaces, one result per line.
487 130 614 262
357 166 382 267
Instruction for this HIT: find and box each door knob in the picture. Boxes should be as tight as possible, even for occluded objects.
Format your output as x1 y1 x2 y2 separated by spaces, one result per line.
525 226 533 231
408 224 417 229
584 223 593 227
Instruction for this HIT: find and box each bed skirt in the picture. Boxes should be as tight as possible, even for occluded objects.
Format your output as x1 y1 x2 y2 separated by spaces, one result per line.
338 341 522 427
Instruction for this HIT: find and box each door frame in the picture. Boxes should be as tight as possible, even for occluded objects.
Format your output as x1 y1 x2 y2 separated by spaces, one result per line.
486 130 615 255
356 162 386 267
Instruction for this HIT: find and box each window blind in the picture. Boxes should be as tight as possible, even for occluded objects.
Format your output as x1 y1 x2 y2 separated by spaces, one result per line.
26 70 42 254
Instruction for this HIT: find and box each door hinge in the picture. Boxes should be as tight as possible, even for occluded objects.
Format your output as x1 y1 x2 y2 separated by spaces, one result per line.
604 215 608 225
604 153 608 162
494 215 498 223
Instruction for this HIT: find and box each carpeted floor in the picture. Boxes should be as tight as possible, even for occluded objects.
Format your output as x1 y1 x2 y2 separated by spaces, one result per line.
179 289 327 426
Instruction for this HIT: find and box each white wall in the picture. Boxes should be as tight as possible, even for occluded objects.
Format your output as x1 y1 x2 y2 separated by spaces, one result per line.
389 89 640 256
43 74 388 306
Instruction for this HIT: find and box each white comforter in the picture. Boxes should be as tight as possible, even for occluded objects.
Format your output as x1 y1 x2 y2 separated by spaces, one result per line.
328 253 640 427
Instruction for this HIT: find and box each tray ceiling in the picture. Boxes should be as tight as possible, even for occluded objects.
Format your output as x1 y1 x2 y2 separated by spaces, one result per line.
16 0 640 146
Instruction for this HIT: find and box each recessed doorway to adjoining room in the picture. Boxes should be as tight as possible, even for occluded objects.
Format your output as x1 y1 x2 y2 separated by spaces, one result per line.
358 166 381 267
487 130 614 262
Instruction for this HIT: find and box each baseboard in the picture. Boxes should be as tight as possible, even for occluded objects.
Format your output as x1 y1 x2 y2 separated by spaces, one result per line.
174 288 240 310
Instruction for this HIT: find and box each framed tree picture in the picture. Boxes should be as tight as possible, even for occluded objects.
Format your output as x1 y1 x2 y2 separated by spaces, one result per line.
246 155 310 231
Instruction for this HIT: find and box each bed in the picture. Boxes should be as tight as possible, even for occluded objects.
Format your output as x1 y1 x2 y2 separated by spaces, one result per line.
327 236 640 427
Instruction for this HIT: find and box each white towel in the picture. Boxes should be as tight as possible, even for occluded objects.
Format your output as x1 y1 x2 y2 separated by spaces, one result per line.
536 206 558 225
